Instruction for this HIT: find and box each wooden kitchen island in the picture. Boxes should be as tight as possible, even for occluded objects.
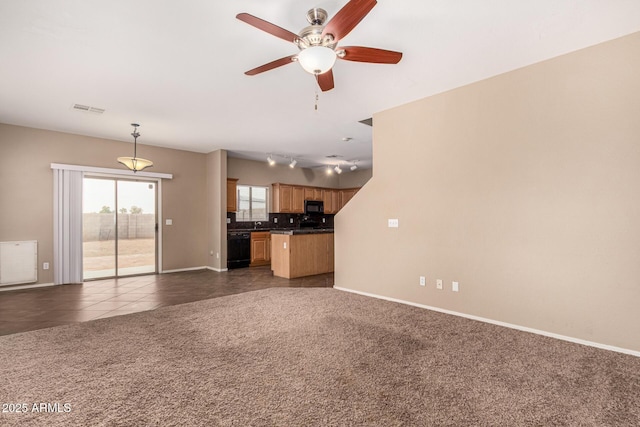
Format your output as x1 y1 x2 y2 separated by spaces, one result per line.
270 230 334 279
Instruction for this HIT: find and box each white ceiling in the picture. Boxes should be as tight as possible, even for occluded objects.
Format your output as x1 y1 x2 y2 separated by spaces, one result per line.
1 1 640 170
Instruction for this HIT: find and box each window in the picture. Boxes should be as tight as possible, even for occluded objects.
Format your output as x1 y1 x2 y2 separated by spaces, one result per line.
236 185 269 222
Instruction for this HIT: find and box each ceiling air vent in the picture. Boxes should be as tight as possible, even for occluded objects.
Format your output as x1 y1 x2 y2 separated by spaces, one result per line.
72 104 105 114
325 154 343 159
358 117 373 127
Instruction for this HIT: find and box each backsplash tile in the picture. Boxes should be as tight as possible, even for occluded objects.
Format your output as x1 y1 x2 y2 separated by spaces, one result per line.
227 212 334 231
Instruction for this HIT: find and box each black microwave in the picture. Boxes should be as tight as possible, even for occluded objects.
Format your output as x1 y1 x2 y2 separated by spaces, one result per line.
304 200 324 215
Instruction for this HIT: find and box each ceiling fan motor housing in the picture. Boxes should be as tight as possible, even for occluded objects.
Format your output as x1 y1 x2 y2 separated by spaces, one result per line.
296 8 336 50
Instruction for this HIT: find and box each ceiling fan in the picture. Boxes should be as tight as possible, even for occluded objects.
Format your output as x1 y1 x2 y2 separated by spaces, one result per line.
236 0 402 92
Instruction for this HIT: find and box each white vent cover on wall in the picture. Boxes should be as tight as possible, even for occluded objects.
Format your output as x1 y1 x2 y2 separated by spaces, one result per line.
0 241 38 286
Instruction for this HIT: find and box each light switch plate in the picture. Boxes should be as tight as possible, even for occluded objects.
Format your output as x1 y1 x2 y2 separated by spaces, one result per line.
166 219 173 226
452 281 459 292
388 219 399 228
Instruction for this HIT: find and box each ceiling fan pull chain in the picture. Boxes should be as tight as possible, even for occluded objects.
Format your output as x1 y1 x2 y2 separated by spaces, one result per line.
315 91 319 111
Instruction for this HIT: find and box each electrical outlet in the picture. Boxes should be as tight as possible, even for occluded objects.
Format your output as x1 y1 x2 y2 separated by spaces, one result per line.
419 276 426 286
43 262 49 270
388 218 399 228
274 218 278 223
226 218 231 224
216 252 220 259
289 218 294 224
452 281 459 292
436 279 443 290
322 218 326 223
166 219 173 225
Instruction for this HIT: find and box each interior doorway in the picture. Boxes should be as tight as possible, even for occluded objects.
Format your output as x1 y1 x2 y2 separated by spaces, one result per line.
82 177 157 280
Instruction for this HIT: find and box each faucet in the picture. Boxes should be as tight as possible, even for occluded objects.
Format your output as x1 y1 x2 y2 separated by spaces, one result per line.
254 221 262 229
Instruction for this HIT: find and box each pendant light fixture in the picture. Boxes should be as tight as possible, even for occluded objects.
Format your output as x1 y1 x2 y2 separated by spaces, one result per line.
117 123 153 172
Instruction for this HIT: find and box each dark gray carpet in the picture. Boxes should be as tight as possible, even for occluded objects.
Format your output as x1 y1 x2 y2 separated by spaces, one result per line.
0 288 638 426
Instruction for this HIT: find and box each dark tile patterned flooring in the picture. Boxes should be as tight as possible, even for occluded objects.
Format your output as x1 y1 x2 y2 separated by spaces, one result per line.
0 266 333 336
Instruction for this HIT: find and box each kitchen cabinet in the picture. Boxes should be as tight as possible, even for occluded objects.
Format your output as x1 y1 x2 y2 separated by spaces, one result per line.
273 183 292 212
304 187 323 201
292 186 305 213
272 183 360 213
271 232 334 279
227 178 238 212
339 188 359 210
272 183 304 213
250 231 271 266
323 189 340 214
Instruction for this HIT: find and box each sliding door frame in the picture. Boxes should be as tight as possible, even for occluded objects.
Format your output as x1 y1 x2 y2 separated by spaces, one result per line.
84 173 162 277
51 163 172 278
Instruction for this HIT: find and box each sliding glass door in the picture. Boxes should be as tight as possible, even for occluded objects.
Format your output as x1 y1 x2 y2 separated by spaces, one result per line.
83 177 157 280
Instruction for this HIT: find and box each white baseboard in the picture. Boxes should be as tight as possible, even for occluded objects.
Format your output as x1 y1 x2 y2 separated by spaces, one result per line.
0 282 56 292
206 266 228 273
334 286 640 358
160 266 229 274
161 266 208 274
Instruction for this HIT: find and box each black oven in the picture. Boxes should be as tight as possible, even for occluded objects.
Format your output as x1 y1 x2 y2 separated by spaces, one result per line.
304 200 324 215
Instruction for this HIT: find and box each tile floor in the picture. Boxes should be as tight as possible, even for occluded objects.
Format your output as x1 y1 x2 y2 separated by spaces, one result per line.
0 266 333 336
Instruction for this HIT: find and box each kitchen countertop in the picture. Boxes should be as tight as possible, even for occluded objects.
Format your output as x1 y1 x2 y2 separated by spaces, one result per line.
270 228 334 235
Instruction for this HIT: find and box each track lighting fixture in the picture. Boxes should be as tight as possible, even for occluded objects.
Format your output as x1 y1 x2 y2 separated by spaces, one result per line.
326 165 333 175
350 165 358 171
267 155 276 166
334 165 342 174
289 158 297 168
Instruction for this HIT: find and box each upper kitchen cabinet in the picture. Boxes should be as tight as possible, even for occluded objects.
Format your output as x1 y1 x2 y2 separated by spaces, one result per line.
304 187 323 201
339 188 359 210
323 189 340 214
227 178 238 212
272 183 360 213
272 183 303 213
292 186 304 213
272 183 292 212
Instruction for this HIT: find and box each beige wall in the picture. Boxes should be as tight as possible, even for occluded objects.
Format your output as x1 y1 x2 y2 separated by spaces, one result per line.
0 124 209 283
227 157 371 189
335 32 640 352
337 168 372 189
206 150 227 270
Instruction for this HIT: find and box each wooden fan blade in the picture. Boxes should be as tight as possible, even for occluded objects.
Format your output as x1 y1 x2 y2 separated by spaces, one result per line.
316 69 335 92
338 46 402 64
245 55 297 76
322 0 377 43
236 13 299 44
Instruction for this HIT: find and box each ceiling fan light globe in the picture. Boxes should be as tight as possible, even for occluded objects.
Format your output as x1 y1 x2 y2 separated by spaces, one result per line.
298 46 337 75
